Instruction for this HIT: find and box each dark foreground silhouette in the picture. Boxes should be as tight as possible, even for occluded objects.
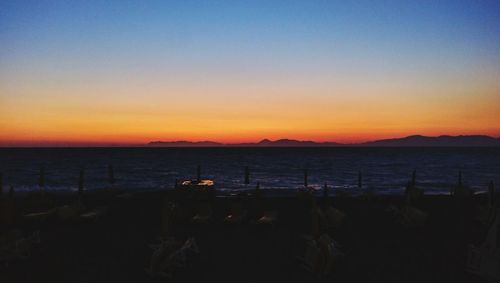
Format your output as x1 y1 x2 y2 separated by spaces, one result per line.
1 180 498 283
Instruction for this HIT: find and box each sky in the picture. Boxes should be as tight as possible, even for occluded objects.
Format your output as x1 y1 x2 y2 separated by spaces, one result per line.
1 0 499 146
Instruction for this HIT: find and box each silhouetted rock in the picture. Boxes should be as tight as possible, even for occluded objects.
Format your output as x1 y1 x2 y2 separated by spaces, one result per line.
362 135 500 147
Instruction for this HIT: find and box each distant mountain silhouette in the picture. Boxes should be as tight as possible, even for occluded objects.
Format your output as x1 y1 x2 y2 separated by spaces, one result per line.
253 139 342 147
148 139 342 147
361 135 500 147
148 135 500 147
148 141 222 147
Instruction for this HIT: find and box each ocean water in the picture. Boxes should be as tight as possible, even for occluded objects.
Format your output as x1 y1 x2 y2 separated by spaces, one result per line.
0 147 499 196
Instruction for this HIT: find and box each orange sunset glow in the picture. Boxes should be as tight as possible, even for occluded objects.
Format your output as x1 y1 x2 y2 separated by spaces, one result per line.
1 81 499 146
1 1 499 146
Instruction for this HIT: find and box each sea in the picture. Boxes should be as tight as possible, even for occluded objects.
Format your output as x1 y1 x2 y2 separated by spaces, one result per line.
0 147 499 196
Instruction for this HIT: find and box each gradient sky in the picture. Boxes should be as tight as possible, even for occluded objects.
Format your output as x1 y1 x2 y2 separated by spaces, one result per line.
1 0 499 145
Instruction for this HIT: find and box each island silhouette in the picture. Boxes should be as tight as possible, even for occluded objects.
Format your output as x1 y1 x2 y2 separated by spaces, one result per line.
148 135 500 147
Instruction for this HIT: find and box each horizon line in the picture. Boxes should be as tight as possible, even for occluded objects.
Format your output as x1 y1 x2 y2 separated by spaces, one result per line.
1 134 500 148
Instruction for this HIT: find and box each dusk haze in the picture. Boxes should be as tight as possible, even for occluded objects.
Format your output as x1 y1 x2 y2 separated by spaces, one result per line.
1 1 499 146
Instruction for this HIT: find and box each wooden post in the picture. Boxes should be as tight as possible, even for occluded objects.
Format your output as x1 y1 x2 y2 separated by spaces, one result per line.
254 182 262 216
304 169 308 188
244 166 250 185
196 165 201 182
488 181 495 208
411 170 416 188
405 180 412 205
255 182 261 198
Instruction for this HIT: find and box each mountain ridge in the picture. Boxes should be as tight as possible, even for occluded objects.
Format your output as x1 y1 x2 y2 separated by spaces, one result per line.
147 135 500 147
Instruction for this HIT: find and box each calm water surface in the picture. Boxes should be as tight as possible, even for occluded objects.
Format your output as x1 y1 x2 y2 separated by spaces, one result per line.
0 147 499 195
